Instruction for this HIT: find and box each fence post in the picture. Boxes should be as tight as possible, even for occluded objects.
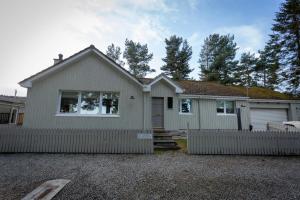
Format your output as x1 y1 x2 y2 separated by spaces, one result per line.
187 122 190 154
236 108 242 130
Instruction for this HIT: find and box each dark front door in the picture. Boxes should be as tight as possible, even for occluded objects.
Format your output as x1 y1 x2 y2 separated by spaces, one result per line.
152 97 164 128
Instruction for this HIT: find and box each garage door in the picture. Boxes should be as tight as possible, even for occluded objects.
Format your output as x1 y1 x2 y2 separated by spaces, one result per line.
250 108 288 130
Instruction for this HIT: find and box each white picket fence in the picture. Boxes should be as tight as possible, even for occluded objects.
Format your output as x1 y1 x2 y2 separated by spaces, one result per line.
188 129 300 155
0 128 153 154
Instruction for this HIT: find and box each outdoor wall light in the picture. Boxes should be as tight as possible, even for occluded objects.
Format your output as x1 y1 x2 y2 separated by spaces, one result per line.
129 96 135 100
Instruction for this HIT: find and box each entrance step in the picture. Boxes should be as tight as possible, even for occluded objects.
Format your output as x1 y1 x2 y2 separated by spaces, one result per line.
153 129 169 133
153 131 181 150
154 140 177 144
153 135 173 140
154 145 181 150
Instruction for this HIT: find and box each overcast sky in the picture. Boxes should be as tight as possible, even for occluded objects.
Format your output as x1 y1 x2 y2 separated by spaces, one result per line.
0 0 283 96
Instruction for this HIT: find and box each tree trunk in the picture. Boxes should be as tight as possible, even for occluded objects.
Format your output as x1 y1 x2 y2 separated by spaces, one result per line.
263 65 266 88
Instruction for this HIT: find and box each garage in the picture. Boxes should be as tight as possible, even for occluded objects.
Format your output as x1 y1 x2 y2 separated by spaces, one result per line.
250 108 288 130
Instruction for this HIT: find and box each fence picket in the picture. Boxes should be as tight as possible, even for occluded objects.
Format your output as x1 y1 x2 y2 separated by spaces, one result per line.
0 128 153 154
188 129 300 155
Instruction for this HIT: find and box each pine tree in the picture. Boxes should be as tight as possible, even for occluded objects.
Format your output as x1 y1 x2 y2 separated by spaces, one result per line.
161 35 193 80
199 34 238 84
254 35 281 89
233 52 257 87
106 43 125 67
271 0 300 94
123 39 155 78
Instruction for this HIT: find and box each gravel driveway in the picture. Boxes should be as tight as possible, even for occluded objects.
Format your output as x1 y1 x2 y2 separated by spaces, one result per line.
0 152 299 200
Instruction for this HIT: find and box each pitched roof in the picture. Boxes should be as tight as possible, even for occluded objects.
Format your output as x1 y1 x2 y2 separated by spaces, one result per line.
0 95 26 104
19 45 143 88
18 45 297 100
139 78 297 100
143 74 184 93
179 80 248 97
229 86 298 100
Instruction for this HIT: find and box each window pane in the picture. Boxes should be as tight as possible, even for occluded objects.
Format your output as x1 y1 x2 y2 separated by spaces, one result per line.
181 99 192 113
60 92 78 113
168 97 173 109
216 100 224 113
102 93 119 114
80 92 100 114
225 101 235 114
111 93 119 114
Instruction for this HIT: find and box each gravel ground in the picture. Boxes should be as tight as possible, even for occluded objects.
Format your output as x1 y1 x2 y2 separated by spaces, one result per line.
0 153 299 200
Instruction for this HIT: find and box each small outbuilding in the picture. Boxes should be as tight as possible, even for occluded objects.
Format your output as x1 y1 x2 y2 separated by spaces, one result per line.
0 95 26 125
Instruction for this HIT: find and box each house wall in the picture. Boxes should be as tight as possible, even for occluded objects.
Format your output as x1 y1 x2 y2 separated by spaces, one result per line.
197 99 249 130
24 54 145 129
289 103 300 121
177 99 249 130
0 103 24 114
178 99 199 129
143 92 152 129
0 104 11 113
150 80 179 130
148 80 249 130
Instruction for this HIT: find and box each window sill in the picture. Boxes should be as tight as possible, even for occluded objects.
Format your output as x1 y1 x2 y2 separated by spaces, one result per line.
179 112 193 115
216 113 236 116
55 113 120 118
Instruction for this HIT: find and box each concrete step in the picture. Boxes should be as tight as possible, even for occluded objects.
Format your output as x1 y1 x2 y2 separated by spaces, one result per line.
153 129 169 133
153 133 173 137
153 131 182 150
154 145 181 150
154 139 177 144
154 138 180 150
153 135 173 140
154 143 178 147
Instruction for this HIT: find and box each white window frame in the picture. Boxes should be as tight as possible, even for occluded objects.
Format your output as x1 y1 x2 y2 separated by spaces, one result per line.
179 98 193 115
56 90 120 117
216 100 236 115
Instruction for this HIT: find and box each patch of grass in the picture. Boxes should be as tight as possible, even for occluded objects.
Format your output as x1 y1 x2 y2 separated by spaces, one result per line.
175 139 187 153
154 149 165 155
232 86 297 100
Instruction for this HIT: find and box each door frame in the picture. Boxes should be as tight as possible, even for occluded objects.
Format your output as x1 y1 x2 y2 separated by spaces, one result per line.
151 97 164 129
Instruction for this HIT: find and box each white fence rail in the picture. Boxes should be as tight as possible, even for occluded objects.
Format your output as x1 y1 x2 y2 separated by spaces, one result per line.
0 128 153 154
188 129 300 155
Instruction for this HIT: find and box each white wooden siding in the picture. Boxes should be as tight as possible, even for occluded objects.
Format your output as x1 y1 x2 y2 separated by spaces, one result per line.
150 80 179 130
150 80 250 130
24 55 145 129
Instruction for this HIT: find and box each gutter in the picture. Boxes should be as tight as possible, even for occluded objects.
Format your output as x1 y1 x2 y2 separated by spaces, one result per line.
0 102 25 107
179 94 249 100
249 99 300 103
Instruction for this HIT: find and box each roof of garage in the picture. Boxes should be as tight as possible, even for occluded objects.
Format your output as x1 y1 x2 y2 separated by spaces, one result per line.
0 95 26 104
